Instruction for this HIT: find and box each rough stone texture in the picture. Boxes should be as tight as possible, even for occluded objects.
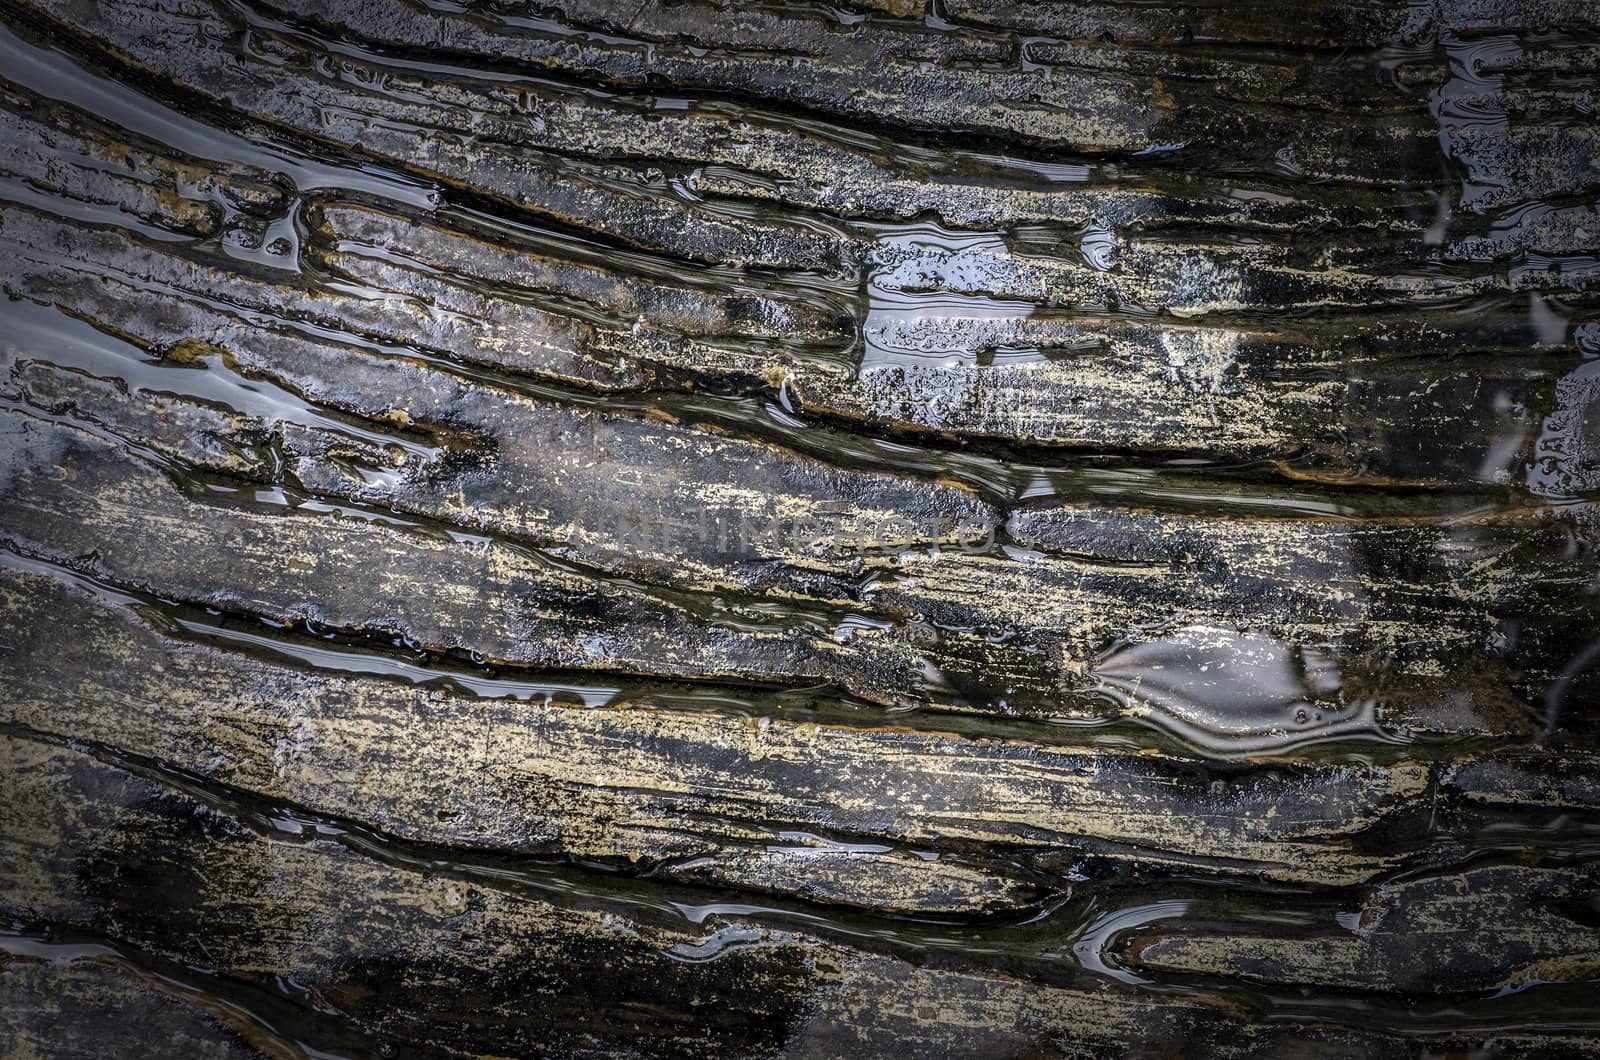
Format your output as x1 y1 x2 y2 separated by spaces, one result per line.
0 0 1598 1053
